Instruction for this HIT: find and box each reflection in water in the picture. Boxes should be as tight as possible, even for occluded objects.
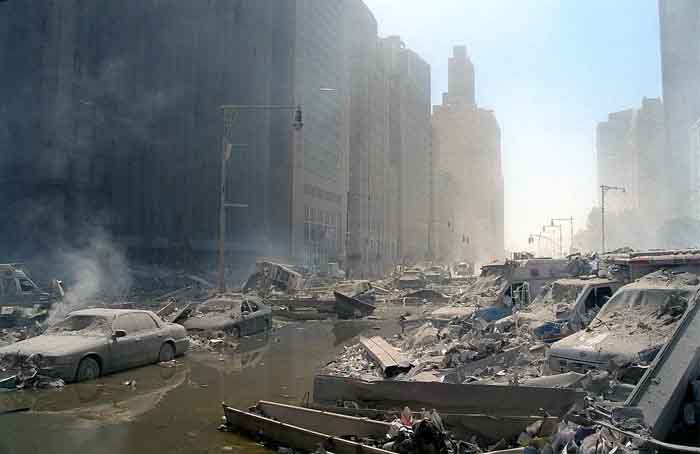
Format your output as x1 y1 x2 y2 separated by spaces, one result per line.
331 320 373 346
0 317 400 454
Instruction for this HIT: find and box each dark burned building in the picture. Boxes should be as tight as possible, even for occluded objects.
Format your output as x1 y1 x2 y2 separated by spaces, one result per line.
0 0 353 269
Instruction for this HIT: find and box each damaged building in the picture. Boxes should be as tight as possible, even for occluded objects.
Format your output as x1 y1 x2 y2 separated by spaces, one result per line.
0 0 447 279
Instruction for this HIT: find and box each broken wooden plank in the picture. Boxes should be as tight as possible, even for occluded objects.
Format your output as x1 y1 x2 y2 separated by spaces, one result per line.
313 374 584 417
223 404 393 454
359 336 412 377
256 401 390 439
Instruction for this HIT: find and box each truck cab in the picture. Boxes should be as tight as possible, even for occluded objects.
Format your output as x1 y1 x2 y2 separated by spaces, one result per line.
0 264 62 325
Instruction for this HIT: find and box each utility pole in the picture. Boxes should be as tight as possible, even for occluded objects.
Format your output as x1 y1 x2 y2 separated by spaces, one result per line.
217 141 249 294
600 184 625 254
218 104 303 293
551 217 574 254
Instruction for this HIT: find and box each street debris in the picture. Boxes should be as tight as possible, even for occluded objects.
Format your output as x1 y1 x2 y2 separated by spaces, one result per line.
222 400 556 454
359 336 413 378
243 261 304 296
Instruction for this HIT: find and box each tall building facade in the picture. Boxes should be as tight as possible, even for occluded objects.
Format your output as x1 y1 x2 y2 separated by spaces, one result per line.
659 0 700 219
431 46 504 266
595 98 670 246
345 1 378 278
0 0 354 275
596 109 638 213
383 37 432 265
635 98 670 223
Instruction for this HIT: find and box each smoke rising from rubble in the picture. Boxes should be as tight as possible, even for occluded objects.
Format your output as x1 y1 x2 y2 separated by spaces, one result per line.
47 228 132 324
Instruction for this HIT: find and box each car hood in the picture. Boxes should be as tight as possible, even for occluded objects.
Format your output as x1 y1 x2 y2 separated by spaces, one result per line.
0 335 106 357
548 328 665 365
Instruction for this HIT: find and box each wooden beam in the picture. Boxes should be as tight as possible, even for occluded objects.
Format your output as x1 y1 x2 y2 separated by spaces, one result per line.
359 336 412 377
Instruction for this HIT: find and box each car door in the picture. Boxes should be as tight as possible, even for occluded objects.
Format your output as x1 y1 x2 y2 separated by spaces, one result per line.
1 276 19 307
132 313 163 364
110 314 149 370
247 300 266 333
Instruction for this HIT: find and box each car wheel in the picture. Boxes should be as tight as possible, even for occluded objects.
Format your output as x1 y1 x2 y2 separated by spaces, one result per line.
75 357 101 382
158 343 175 362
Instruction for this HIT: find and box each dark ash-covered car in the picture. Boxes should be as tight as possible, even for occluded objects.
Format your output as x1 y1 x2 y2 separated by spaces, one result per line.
182 295 272 337
0 308 188 382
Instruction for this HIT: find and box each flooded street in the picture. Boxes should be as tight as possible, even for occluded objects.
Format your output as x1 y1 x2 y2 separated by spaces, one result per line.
0 312 403 454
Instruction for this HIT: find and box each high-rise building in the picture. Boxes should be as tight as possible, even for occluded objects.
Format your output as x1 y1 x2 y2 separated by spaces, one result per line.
0 0 353 276
431 46 504 265
447 45 475 107
346 0 378 278
635 98 670 224
380 36 432 265
595 98 670 247
596 109 637 214
659 0 700 219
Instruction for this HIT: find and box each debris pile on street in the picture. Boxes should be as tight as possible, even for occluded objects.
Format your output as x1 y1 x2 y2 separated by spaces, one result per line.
0 352 65 390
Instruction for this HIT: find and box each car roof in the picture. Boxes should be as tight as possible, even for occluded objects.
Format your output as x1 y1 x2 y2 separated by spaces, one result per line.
68 308 156 318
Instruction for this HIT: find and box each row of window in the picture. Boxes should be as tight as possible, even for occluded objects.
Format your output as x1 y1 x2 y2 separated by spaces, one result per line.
304 206 341 251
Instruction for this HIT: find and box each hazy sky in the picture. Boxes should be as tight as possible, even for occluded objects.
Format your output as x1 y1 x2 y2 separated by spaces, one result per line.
363 0 662 252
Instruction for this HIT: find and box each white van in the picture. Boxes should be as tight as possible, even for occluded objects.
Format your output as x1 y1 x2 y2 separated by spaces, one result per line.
547 271 700 376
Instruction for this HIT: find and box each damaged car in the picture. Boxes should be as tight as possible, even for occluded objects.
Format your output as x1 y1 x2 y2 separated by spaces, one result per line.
182 295 272 336
0 263 64 326
0 308 189 383
398 268 426 289
497 277 621 342
547 270 700 378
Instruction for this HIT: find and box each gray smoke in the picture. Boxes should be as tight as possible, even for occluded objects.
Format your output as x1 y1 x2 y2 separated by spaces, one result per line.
47 228 132 324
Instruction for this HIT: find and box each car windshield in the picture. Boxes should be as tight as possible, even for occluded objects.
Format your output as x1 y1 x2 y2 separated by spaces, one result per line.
45 315 111 336
605 288 686 310
533 281 585 306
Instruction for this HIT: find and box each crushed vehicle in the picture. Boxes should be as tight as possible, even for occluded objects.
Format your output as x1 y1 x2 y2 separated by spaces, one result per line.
242 260 304 295
333 281 376 319
547 270 700 378
0 308 188 383
431 257 576 324
600 248 700 282
423 265 449 285
450 261 474 281
0 263 64 326
499 277 622 342
182 295 272 336
398 268 426 290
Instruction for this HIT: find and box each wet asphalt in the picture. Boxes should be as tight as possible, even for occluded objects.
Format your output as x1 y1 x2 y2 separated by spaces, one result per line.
0 304 413 454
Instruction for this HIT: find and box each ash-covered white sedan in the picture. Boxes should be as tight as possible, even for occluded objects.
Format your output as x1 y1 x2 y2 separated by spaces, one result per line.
0 308 189 382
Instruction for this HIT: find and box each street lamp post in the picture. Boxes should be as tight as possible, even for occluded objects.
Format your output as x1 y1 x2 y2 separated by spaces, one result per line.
551 217 574 254
218 104 303 293
600 184 625 254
